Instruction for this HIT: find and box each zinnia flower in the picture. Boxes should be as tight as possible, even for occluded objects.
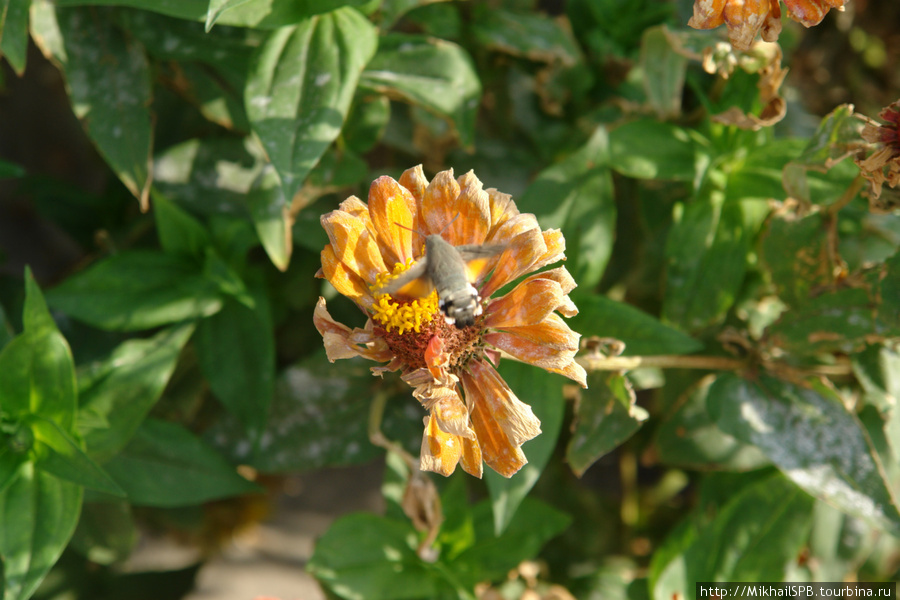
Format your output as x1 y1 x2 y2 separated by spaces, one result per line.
314 166 586 478
688 0 848 51
856 100 900 202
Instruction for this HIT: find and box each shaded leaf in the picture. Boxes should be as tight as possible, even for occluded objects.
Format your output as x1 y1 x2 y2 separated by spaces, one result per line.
360 33 481 147
55 6 154 209
517 128 615 290
246 8 377 202
485 361 565 535
655 375 769 471
78 324 195 461
0 159 26 179
0 463 82 600
103 418 260 507
47 251 223 331
0 0 30 74
568 295 703 356
609 120 699 181
640 26 686 119
709 374 900 535
567 372 648 477
651 473 813 600
195 295 274 441
152 191 211 259
759 211 830 307
764 288 875 355
471 6 581 66
70 500 137 565
663 189 749 331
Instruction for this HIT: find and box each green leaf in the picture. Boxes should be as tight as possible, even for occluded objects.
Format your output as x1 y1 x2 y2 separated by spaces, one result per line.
517 128 615 290
54 0 371 27
782 104 862 205
70 500 137 565
566 372 648 477
152 191 211 259
0 159 26 180
360 33 481 147
103 418 260 507
725 139 803 203
764 288 875 355
29 416 125 496
309 513 450 600
195 295 274 440
448 497 571 586
760 211 830 307
0 271 77 430
709 374 900 535
47 251 224 331
204 0 252 31
0 0 30 74
484 361 565 535
640 26 687 119
246 8 377 202
567 295 703 356
470 6 581 66
0 462 82 600
55 6 154 209
663 188 749 331
655 375 768 471
78 324 195 461
651 473 813 600
246 163 292 271
609 120 699 181
207 352 388 471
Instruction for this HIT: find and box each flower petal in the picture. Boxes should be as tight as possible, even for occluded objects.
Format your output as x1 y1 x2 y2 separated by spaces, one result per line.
486 188 519 236
445 171 491 245
422 169 461 235
368 176 419 265
313 298 392 362
465 360 541 449
399 165 429 234
321 204 387 284
480 227 547 298
320 246 374 308
485 278 565 329
688 0 727 29
463 375 528 477
723 0 771 50
485 314 587 387
785 0 844 27
421 414 462 477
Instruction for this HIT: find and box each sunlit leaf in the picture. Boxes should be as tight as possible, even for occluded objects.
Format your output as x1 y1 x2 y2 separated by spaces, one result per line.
360 33 481 147
609 120 699 181
709 374 900 535
0 0 30 74
0 463 82 600
246 7 376 202
640 26 687 119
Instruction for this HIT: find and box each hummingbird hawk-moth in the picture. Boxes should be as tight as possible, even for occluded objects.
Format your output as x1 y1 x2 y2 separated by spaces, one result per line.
376 234 504 328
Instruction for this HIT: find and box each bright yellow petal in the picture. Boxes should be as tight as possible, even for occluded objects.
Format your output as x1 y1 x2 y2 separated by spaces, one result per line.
420 414 462 477
320 207 387 285
320 246 374 308
421 169 461 235
459 435 483 478
368 176 419 265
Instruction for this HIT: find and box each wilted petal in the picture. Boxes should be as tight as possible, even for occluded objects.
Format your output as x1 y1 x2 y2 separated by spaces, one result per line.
784 0 844 27
399 164 428 204
485 188 519 236
321 246 374 308
688 0 727 29
723 0 771 51
463 379 528 478
530 229 567 272
314 298 372 362
421 169 461 235
459 435 483 478
466 360 541 448
368 176 419 265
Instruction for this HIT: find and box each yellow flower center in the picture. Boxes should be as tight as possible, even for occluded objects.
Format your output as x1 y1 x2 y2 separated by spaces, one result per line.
370 259 440 335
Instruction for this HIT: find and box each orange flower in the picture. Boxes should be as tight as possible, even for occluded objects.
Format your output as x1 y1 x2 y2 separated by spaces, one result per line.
688 0 847 51
314 166 586 478
856 100 900 202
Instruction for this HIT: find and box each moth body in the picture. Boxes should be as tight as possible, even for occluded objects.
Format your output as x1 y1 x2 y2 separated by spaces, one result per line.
376 234 504 329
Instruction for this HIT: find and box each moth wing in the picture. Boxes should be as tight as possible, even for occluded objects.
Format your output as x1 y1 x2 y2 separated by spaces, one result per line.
456 244 505 282
376 259 434 299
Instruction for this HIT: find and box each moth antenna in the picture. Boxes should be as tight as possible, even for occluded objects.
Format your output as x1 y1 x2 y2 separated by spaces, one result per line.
393 221 427 239
436 212 461 237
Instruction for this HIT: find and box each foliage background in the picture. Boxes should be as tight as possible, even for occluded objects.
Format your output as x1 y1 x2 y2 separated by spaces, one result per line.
0 0 899 599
